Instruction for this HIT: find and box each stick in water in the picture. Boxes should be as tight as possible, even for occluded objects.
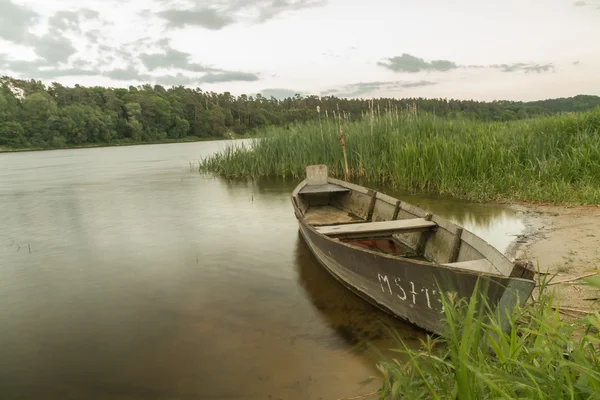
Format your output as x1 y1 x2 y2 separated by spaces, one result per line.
547 272 598 286
551 305 594 314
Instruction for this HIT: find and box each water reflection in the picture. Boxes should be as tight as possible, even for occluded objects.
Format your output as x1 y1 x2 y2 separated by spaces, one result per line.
221 176 298 200
293 232 424 354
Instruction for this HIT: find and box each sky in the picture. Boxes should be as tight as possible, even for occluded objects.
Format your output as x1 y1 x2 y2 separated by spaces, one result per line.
0 0 599 101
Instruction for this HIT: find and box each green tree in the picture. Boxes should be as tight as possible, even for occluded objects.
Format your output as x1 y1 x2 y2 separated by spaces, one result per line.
0 90 19 122
0 121 25 146
2 75 600 150
208 105 226 137
20 92 58 143
169 117 189 139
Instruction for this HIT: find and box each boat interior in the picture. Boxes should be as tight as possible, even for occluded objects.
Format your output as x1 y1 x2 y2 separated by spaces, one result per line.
302 202 428 260
293 165 533 280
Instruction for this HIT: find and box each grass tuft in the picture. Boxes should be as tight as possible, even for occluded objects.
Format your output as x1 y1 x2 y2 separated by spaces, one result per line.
373 274 600 399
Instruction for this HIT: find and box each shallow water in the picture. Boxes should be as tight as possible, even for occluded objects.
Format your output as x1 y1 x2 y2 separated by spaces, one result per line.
0 141 524 399
370 185 525 255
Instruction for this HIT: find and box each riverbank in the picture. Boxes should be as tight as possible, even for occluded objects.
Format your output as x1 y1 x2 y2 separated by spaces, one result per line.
507 202 600 317
0 133 253 154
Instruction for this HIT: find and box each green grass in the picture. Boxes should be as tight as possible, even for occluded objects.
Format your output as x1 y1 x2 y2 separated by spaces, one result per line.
371 273 600 399
200 106 600 203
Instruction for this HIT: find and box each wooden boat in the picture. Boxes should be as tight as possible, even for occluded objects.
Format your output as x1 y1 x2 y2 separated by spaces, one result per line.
291 165 536 335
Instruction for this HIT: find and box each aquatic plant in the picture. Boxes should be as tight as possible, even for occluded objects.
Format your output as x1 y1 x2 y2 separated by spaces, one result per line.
200 106 600 203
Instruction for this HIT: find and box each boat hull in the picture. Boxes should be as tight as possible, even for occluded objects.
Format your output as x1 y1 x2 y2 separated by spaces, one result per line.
297 220 535 335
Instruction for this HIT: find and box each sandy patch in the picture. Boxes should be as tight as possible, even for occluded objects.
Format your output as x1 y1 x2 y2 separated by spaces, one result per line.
508 203 600 316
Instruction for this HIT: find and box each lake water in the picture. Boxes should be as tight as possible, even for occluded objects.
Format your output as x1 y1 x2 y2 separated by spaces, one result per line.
0 141 524 399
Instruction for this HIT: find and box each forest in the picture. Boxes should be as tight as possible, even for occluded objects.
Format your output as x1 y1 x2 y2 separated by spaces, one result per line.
1 75 600 149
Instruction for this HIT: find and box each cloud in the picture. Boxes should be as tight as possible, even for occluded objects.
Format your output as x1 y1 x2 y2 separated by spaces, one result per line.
198 71 260 83
48 9 100 32
0 2 259 86
0 55 43 76
36 68 101 79
99 44 136 63
2 53 258 85
32 9 103 64
377 54 458 73
154 73 196 86
378 53 556 75
492 63 555 73
140 40 219 72
104 67 151 81
401 80 439 88
0 4 98 66
0 54 100 79
572 0 600 8
158 8 234 30
29 33 78 65
0 0 37 43
322 80 438 98
259 88 302 99
255 0 325 22
84 29 103 44
156 0 326 30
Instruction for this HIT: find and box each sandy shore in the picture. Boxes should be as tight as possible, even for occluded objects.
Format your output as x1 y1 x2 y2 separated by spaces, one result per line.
508 203 600 315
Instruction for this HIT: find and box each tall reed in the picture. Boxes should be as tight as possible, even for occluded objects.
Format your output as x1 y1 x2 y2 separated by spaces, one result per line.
200 105 600 203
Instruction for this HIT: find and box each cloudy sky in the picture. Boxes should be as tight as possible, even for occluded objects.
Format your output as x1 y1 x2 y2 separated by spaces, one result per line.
1 0 599 101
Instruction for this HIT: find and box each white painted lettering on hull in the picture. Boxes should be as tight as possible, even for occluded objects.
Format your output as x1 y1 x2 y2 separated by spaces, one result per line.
433 290 445 313
423 288 431 309
376 273 444 313
409 281 418 304
378 274 393 295
394 277 407 300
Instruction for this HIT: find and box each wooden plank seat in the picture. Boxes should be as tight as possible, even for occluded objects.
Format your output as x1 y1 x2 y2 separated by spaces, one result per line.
299 183 351 195
315 218 437 239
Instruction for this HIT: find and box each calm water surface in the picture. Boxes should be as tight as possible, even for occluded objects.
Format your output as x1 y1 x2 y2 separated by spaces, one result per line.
0 141 524 399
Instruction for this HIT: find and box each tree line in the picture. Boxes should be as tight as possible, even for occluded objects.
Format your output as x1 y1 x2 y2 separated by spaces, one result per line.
1 76 599 149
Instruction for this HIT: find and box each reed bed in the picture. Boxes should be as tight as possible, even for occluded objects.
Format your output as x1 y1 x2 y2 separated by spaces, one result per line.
200 106 600 203
371 274 600 399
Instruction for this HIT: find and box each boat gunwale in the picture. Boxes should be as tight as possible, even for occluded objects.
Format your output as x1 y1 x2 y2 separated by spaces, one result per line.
291 178 535 284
